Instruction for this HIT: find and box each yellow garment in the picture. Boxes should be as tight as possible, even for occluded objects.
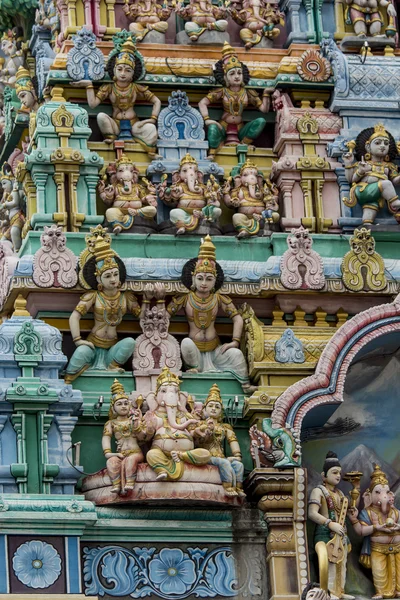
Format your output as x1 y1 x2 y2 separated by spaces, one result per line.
370 543 400 598
146 447 210 481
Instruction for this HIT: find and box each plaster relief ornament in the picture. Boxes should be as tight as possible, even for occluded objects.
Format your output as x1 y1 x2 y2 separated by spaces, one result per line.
230 0 284 50
98 154 157 234
166 236 256 394
297 48 332 82
123 0 172 41
71 33 161 157
64 225 151 383
341 227 386 292
67 27 105 82
144 367 211 481
32 225 78 289
223 159 279 238
193 383 245 498
275 329 305 363
198 43 271 159
344 0 396 38
176 0 228 42
0 162 25 252
249 419 300 468
348 465 400 600
342 124 400 225
102 379 145 495
15 67 39 114
280 226 325 290
308 451 353 600
159 154 222 235
0 28 25 93
35 0 60 45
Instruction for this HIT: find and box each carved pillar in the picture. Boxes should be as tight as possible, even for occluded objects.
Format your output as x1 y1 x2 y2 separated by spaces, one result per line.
82 0 94 31
336 166 351 218
300 179 316 232
246 468 310 600
104 0 120 36
281 0 308 45
53 171 68 228
69 170 85 231
10 414 28 494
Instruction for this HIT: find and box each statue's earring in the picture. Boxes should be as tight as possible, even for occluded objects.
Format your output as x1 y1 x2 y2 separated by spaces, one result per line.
385 154 390 162
118 281 122 288
113 75 117 81
98 283 103 291
364 153 371 161
211 287 215 293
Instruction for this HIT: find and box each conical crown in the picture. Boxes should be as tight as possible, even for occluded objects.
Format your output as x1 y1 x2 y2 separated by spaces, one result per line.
240 159 258 173
204 383 222 406
369 464 389 490
156 366 181 392
221 42 241 74
193 235 217 276
15 66 35 95
109 378 129 416
179 153 198 168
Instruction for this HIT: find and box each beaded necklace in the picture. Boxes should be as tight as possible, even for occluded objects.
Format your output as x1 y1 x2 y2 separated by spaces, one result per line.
188 291 218 330
98 291 123 326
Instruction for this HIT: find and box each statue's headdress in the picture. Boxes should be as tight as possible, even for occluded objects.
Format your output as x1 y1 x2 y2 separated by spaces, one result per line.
107 32 145 81
156 366 181 392
221 42 241 74
0 162 13 182
115 153 135 169
79 224 124 289
204 383 222 407
93 236 119 278
15 66 35 96
192 235 217 277
109 378 129 417
367 123 389 144
240 159 258 174
322 451 341 475
179 153 198 168
115 39 136 70
369 464 389 491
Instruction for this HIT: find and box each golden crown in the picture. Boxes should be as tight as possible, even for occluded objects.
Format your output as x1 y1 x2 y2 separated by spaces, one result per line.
240 159 258 173
193 235 217 276
369 464 389 490
109 378 129 416
156 366 181 392
368 123 389 144
15 66 35 95
179 153 198 168
115 153 135 169
91 236 119 277
221 42 241 74
115 39 137 70
204 383 222 406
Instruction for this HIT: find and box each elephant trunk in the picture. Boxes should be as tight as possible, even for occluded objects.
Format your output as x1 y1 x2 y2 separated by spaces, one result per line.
166 405 198 430
378 498 389 515
187 173 201 194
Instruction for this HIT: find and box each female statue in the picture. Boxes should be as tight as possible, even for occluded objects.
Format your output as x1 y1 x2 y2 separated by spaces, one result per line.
198 42 271 159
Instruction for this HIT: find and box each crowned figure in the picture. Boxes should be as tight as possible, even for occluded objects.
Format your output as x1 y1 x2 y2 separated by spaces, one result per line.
342 124 400 225
15 66 39 113
65 226 149 382
0 162 25 252
164 236 256 393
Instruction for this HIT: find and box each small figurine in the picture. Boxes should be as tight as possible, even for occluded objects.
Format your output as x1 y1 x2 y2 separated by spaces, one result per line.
176 0 228 42
15 67 39 113
230 0 284 49
223 159 279 238
65 226 156 383
102 379 145 495
342 124 400 225
144 367 211 481
159 154 222 235
308 451 354 600
165 235 256 394
72 34 161 157
344 0 396 38
349 465 400 600
198 43 271 159
194 383 245 497
0 163 25 252
35 0 60 45
123 0 172 41
0 28 25 92
98 154 157 234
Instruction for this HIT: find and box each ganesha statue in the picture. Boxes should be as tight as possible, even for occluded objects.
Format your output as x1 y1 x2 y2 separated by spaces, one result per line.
176 0 229 42
342 124 400 225
230 0 284 49
349 465 400 600
0 162 25 252
159 154 222 235
98 154 157 234
0 28 26 93
123 0 172 42
223 159 280 238
15 67 39 114
144 367 211 481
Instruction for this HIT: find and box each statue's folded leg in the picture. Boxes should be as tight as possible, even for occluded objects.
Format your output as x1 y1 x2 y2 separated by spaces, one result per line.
97 113 119 142
131 121 158 155
106 207 134 231
169 209 199 233
123 451 145 490
213 346 251 386
139 206 157 219
232 213 259 236
106 337 135 370
181 337 202 370
239 117 267 145
180 448 211 466
106 456 123 493
146 448 185 480
64 344 96 383
207 123 226 157
230 458 244 484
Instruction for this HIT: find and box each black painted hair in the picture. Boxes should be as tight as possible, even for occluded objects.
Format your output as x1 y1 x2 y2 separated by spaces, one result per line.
322 451 341 476
213 59 250 87
181 257 224 292
106 54 143 82
354 127 398 162
301 583 331 600
82 255 127 290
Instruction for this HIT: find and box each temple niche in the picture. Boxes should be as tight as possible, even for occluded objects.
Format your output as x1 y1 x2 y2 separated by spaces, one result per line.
1 0 400 599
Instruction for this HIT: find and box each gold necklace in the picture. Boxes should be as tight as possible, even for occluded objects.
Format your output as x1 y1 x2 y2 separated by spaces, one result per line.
188 291 218 330
223 87 247 117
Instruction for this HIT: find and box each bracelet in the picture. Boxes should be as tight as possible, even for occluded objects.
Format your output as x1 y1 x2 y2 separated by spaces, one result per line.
150 115 158 120
87 84 94 89
73 336 81 342
103 449 111 454
203 114 210 121
325 519 332 529
142 299 150 304
232 337 241 343
156 299 164 303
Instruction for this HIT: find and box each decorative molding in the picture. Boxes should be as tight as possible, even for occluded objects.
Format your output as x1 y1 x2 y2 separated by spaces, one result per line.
32 225 78 289
12 540 61 589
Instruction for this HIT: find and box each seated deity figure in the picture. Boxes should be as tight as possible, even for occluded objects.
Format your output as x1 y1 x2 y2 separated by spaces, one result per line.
0 28 25 92
144 367 211 481
0 163 25 252
176 0 228 42
230 0 284 49
159 154 222 235
193 383 246 497
165 235 256 394
198 43 271 159
308 452 353 600
15 67 39 113
72 35 161 157
223 159 279 237
102 379 145 495
342 124 400 225
65 226 160 383
344 0 396 38
123 0 172 41
98 154 157 234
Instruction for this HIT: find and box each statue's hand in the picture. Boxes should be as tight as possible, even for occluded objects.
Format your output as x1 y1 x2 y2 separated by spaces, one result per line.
342 151 354 165
75 339 95 350
220 341 239 354
357 159 372 176
154 282 166 300
143 282 154 301
254 213 262 222
348 507 358 522
205 119 224 131
105 452 125 459
329 522 345 536
70 80 94 88
387 3 396 17
141 118 157 126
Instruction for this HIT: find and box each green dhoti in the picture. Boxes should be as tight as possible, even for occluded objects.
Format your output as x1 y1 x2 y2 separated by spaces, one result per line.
208 117 267 150
353 181 382 211
65 337 135 383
